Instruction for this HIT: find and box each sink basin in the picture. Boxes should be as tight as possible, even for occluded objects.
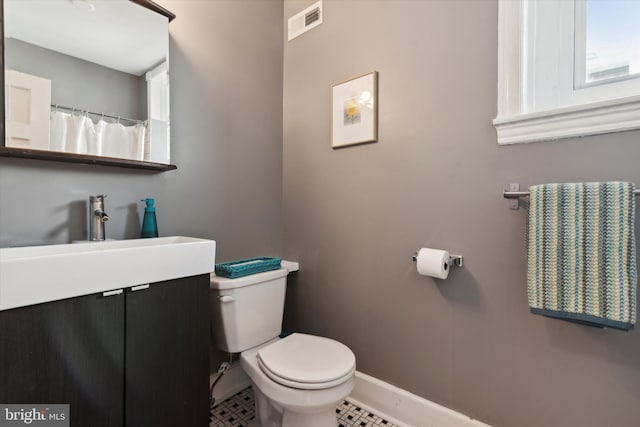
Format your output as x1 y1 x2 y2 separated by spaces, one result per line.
0 236 216 311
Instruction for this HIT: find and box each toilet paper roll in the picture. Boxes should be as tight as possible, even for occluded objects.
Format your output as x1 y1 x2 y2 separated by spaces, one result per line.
416 248 450 279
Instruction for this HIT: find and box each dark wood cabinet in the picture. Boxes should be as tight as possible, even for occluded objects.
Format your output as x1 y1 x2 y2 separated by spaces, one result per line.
0 274 209 427
0 291 125 427
125 276 209 427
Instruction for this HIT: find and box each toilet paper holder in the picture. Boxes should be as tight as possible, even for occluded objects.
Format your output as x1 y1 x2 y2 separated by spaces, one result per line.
411 252 463 268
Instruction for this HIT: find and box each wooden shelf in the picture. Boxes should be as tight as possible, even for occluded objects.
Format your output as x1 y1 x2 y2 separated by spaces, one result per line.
0 147 177 172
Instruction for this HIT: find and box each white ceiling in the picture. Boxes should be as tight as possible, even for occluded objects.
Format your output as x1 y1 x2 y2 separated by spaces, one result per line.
5 0 168 76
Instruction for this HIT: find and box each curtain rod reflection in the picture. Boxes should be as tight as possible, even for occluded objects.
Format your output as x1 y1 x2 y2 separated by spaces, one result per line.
51 104 145 125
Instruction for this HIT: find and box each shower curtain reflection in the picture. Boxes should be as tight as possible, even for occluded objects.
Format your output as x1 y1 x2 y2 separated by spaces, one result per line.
49 110 146 161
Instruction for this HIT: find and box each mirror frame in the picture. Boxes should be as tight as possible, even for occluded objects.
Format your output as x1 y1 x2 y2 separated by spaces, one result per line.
0 0 176 171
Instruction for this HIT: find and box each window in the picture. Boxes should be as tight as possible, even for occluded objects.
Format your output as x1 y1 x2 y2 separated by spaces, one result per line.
494 0 640 145
146 62 170 163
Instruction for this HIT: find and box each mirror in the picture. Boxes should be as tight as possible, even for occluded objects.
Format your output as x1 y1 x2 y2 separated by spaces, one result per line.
2 0 174 168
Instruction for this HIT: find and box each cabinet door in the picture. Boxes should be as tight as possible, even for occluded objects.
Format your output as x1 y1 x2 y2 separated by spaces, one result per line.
0 292 125 427
124 275 209 427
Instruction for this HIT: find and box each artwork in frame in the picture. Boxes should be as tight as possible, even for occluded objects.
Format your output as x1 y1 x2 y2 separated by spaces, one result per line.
331 71 378 148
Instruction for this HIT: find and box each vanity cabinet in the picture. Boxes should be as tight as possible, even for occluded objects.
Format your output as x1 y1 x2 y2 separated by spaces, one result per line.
124 275 209 427
0 288 125 426
0 274 209 427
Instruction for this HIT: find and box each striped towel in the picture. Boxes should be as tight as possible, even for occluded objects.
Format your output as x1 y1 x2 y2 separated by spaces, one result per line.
527 182 637 330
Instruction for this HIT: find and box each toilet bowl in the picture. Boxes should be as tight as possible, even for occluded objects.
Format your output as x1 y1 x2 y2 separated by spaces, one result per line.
241 333 355 427
209 267 357 426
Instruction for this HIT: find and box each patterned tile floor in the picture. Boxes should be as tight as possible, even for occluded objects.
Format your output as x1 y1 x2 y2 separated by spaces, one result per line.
210 386 399 427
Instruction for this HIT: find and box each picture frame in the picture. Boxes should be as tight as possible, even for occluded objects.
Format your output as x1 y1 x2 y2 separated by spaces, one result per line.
331 71 378 148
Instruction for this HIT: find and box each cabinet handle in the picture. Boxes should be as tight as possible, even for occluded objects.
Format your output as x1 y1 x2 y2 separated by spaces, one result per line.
103 289 123 297
131 284 150 292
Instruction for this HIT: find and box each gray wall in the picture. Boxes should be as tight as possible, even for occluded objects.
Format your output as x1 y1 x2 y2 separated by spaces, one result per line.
282 1 640 426
5 38 146 121
0 0 284 261
3 2 640 426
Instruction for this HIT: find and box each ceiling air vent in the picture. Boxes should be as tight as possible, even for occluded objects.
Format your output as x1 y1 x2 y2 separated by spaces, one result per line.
288 1 323 41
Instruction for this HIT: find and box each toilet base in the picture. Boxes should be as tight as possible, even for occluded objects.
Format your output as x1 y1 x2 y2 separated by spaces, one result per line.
239 338 355 427
250 380 339 427
282 409 338 427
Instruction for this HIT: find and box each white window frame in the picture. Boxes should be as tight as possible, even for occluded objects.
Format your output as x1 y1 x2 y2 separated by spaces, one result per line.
494 0 640 145
146 61 170 163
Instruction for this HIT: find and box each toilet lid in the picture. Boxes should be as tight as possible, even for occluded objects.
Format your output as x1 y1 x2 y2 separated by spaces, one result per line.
257 333 355 388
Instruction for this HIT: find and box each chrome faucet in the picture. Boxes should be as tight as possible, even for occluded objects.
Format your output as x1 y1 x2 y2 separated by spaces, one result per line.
89 195 109 241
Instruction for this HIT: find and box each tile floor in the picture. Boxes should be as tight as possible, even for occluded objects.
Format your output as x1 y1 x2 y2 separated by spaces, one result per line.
210 386 399 427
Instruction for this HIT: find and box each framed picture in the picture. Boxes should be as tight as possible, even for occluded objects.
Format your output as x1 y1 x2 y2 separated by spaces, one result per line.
331 71 378 148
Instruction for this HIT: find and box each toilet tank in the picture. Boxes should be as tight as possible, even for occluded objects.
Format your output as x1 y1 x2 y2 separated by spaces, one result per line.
210 268 288 353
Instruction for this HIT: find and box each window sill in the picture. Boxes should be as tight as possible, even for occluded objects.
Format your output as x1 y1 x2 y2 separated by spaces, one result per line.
494 96 640 145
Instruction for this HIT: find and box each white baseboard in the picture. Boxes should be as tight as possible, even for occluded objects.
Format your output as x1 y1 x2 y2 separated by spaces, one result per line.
210 365 492 427
348 371 492 427
211 362 251 406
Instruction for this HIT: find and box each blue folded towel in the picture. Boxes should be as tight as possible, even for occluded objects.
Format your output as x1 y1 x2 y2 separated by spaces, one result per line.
527 182 637 330
215 257 282 279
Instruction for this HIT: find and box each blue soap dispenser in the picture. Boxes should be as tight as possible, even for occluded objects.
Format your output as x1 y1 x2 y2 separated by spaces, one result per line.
140 198 159 238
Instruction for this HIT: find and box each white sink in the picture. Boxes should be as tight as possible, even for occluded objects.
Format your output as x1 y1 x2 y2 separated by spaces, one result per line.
0 236 216 311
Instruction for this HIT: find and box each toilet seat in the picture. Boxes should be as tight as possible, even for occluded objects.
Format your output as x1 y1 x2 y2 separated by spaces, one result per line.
257 333 356 390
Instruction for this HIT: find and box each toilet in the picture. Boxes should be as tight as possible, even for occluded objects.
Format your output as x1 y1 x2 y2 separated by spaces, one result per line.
210 267 356 427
